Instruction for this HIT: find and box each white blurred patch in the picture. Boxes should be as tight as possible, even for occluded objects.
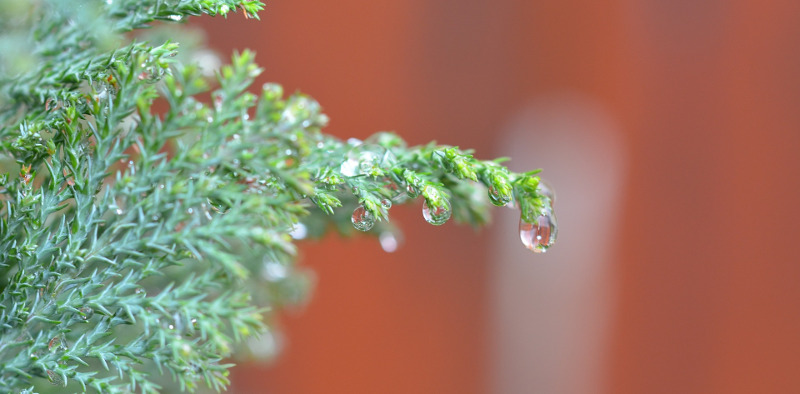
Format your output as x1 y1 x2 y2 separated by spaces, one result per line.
490 93 626 394
191 49 221 77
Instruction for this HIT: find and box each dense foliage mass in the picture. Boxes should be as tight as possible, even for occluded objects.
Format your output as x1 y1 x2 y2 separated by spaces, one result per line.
0 0 554 392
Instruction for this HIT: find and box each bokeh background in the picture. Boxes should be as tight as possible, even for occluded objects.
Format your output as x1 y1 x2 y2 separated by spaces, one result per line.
195 1 800 393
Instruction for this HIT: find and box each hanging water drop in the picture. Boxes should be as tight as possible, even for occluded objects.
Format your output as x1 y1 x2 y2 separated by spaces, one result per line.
519 208 558 253
379 232 399 253
422 199 451 226
406 184 419 198
380 199 392 209
79 306 94 320
488 186 511 206
351 205 375 232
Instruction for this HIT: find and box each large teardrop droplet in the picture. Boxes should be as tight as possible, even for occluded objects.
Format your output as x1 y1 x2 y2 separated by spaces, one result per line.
351 205 375 232
519 208 558 253
422 199 451 226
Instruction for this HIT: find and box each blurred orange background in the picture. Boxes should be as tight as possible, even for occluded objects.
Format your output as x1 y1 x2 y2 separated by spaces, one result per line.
197 1 800 393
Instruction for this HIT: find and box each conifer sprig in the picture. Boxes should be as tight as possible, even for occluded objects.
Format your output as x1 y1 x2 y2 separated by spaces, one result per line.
0 1 554 392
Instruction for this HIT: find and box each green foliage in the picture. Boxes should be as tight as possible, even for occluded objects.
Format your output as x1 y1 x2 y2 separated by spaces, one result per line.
0 0 551 392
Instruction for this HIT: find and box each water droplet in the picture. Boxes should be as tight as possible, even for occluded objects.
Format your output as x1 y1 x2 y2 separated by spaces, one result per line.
358 151 379 173
261 260 288 281
351 205 375 232
538 179 556 207
406 184 419 198
207 116 214 123
379 232 399 253
316 142 325 149
519 208 558 253
380 199 392 209
168 324 175 330
422 199 451 226
289 223 307 240
167 14 182 21
347 138 363 146
79 306 94 320
191 318 198 330
488 186 511 206
127 160 135 175
47 370 63 386
186 208 194 215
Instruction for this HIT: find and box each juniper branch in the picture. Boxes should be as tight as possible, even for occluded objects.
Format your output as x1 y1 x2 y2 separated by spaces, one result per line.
0 1 555 392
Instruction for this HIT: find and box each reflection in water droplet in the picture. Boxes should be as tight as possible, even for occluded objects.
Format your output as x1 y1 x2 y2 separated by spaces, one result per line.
340 151 379 177
351 205 375 232
406 184 419 198
519 207 558 253
115 208 123 215
538 179 556 206
79 306 94 320
379 232 399 253
47 370 63 386
48 336 61 352
422 199 451 226
289 223 307 240
380 199 392 209
488 186 511 206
